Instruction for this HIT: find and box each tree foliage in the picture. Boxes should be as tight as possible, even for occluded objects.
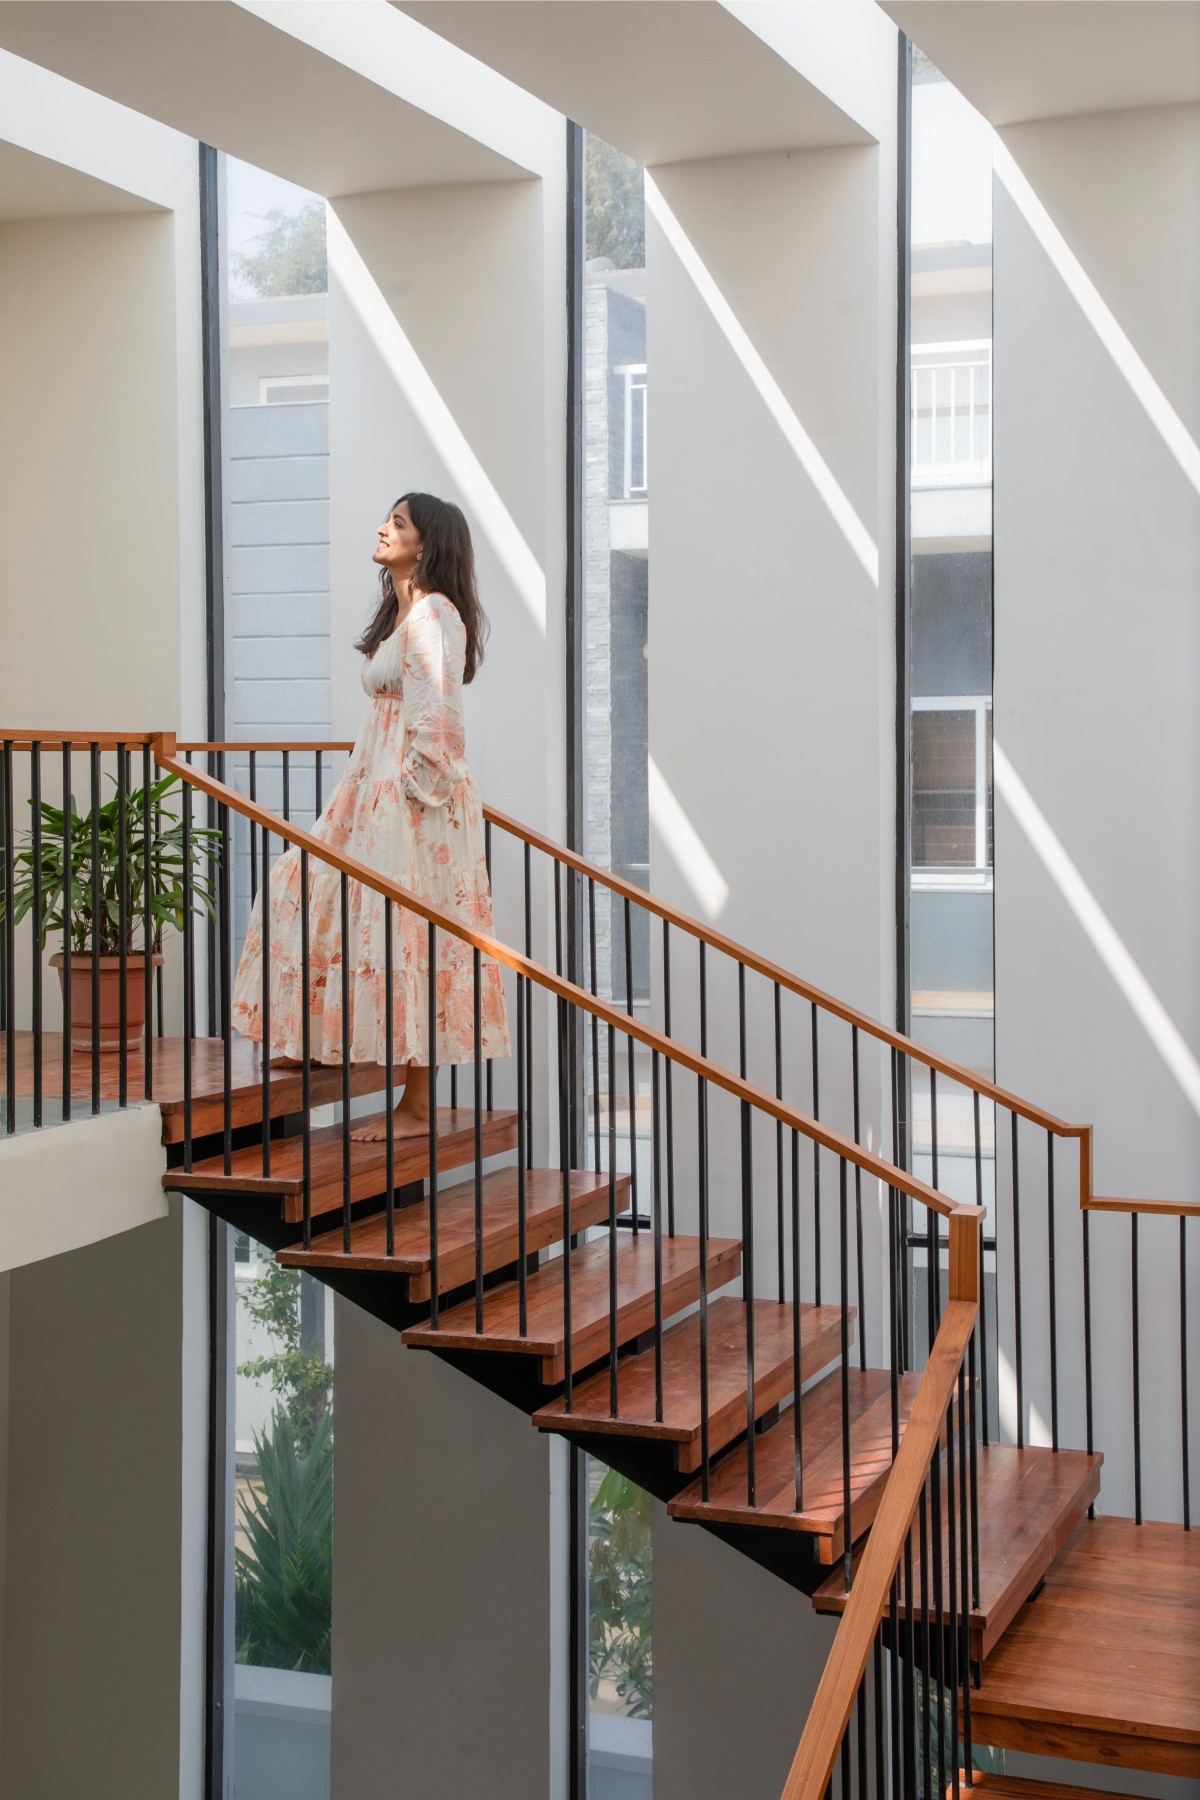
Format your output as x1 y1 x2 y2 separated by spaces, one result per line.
235 1405 333 1673
237 1262 333 1456
585 136 645 271
589 1465 653 1717
234 200 328 298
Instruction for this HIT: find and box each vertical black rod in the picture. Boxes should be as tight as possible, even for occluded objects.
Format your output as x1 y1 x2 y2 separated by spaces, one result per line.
1132 1212 1142 1524
811 1004 822 1304
484 820 494 1113
1180 1216 1190 1530
314 749 323 823
523 842 533 1168
385 902 396 1264
588 877 601 1175
1047 1132 1059 1451
248 751 258 900
1083 1207 1094 1501
968 1329 981 1610
663 920 676 1236
60 745 73 1123
515 967 527 1336
888 1574 902 1800
559 992 574 1413
871 1639 885 1800
929 1067 941 1347
890 1047 904 1376
839 1158 852 1589
946 1381 960 1800
339 871 352 1253
919 1488 932 1800
792 1128 804 1512
775 983 785 1303
281 749 291 822
851 1025 866 1369
1011 1112 1024 1448
698 945 711 1497
652 1048 664 1424
473 946 484 1333
260 824 271 1178
181 783 194 1171
428 924 440 1317
116 745 129 1108
217 760 232 1176
974 1088 988 1444
299 847 312 1250
608 1020 619 1418
958 1361 974 1770
623 896 638 1230
738 962 756 1505
141 744 154 1104
930 1387 946 1795
1 741 15 1135
29 745 43 1127
89 743 101 1113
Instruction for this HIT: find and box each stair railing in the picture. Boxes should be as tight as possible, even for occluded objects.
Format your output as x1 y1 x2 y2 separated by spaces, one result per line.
781 1217 981 1800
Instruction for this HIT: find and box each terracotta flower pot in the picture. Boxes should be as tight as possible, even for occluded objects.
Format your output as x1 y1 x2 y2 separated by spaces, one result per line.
50 950 164 1054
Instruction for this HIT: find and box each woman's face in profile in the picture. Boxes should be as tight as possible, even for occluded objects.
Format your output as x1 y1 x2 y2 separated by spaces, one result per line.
373 500 422 577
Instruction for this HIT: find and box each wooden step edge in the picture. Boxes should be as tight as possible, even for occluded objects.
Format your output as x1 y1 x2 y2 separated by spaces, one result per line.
530 1302 854 1473
158 1061 389 1144
946 1775 1152 1800
962 1708 1200 1781
281 1115 519 1223
275 1171 632 1288
399 1238 743 1385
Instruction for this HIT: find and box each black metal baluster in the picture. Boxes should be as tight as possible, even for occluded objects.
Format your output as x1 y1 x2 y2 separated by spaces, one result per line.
484 821 494 1112
1047 1132 1059 1451
890 1047 904 1373
811 1004 822 1304
974 1088 988 1443
30 744 43 1127
1132 1212 1142 1524
947 1380 960 1800
588 878 600 1176
839 1157 852 1588
89 743 101 1113
281 749 291 822
523 842 532 1166
871 1638 885 1800
608 1020 619 1418
929 1068 941 1345
775 983 785 1302
61 745 73 1123
851 1025 865 1369
515 964 526 1336
473 946 484 1332
958 1360 974 1772
249 750 258 900
968 1326 981 1610
314 748 323 822
340 871 352 1252
739 962 756 1506
930 1384 946 1798
141 745 154 1103
1 740 14 1134
919 1485 932 1800
181 783 194 1170
1083 1207 1094 1512
428 923 439 1311
622 898 638 1232
792 1127 804 1512
385 901 396 1264
663 921 675 1236
1180 1216 1190 1530
887 1573 902 1800
698 942 711 1498
1011 1112 1024 1449
559 990 573 1414
300 847 312 1249
218 764 232 1172
260 824 271 1177
652 1048 664 1424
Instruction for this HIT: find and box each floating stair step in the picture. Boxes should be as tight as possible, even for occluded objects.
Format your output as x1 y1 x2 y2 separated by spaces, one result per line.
945 1776 1151 1800
402 1233 742 1386
277 1167 630 1300
164 1106 519 1223
667 1367 923 1565
813 1444 1103 1660
970 1516 1200 1779
0 1030 391 1143
532 1295 851 1472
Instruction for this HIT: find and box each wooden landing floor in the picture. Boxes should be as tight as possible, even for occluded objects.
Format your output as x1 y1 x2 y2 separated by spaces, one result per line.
1 1030 388 1142
813 1444 1103 1660
970 1515 1200 1779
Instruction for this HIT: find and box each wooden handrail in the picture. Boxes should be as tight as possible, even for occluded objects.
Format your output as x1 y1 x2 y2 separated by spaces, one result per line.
175 741 356 753
155 741 963 1220
1 731 161 748
1084 1194 1200 1218
779 1217 981 1800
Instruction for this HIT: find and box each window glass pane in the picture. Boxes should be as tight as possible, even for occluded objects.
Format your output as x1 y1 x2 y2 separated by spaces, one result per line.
586 1455 653 1793
912 710 977 865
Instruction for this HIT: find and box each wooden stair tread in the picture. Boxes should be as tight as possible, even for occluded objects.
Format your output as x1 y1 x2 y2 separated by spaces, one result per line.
0 1030 389 1143
277 1167 630 1300
946 1777 1151 1800
531 1296 851 1472
970 1516 1200 1778
401 1234 742 1385
813 1444 1103 1658
163 1106 518 1223
667 1368 923 1563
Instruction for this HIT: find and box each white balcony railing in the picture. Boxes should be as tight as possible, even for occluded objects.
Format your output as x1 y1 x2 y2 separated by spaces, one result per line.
911 340 992 487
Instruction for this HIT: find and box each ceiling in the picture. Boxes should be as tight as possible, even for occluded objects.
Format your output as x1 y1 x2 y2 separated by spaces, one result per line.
882 1 1200 125
0 139 163 219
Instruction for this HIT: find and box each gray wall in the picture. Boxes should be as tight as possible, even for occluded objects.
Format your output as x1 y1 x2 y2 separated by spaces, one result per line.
993 101 1200 1511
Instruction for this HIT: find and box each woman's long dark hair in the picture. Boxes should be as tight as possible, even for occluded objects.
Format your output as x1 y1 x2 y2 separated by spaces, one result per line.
355 491 489 682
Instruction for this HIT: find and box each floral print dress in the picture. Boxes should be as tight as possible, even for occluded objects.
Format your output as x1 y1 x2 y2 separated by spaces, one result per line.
232 593 510 1067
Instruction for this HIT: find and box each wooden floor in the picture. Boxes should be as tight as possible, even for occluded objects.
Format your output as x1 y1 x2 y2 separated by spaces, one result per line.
1 1030 389 1142
402 1233 742 1385
278 1167 631 1301
969 1515 1200 1778
164 1106 519 1223
533 1295 851 1472
667 1367 923 1564
813 1444 1103 1660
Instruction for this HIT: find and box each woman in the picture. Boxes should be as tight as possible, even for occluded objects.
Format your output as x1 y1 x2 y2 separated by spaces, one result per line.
232 492 510 1141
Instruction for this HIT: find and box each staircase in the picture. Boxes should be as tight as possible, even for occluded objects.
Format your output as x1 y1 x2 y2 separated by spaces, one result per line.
2 730 1196 1797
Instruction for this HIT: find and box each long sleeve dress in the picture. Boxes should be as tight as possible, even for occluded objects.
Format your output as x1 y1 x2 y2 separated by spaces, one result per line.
231 592 510 1068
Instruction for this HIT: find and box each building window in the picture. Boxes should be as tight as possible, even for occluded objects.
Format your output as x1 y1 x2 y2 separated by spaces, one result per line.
911 697 993 882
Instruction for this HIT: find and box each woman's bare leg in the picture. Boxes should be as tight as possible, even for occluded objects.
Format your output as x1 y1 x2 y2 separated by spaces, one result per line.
349 1060 436 1142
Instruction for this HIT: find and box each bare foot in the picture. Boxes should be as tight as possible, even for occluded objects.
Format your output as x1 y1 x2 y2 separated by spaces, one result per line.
350 1106 432 1143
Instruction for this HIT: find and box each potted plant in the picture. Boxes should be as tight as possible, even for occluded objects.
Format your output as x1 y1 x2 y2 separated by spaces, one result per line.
1 772 220 1053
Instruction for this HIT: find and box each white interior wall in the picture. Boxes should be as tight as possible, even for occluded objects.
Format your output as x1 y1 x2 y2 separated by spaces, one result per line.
992 101 1200 1520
